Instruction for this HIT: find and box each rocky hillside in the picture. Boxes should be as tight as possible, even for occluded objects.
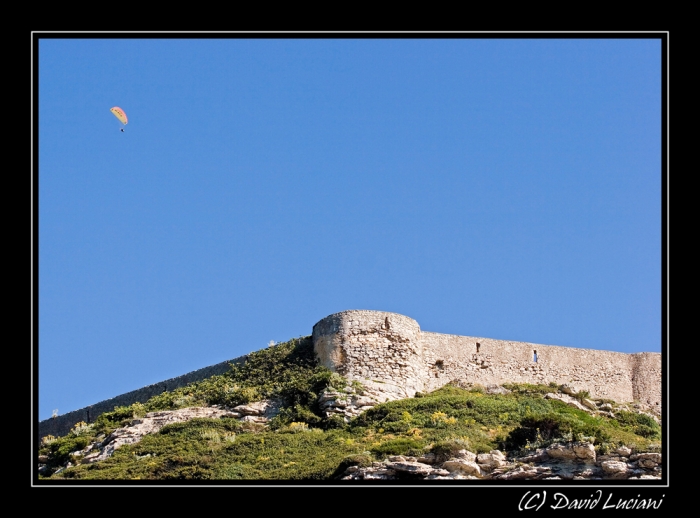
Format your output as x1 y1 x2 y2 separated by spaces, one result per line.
38 337 662 481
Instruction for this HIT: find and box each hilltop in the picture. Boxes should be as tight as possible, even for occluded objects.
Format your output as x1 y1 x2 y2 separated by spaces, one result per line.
38 337 662 481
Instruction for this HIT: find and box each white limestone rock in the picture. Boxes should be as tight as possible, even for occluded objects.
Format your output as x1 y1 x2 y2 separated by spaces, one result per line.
546 442 596 462
385 461 435 476
477 450 507 470
453 449 477 462
544 393 592 413
233 399 281 418
495 465 552 481
442 459 483 477
417 453 437 464
84 406 242 463
600 460 630 477
572 442 596 462
615 445 632 457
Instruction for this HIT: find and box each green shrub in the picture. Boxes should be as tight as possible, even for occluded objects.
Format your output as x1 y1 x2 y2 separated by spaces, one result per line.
45 435 91 468
430 385 473 397
323 415 349 430
341 453 373 467
94 405 136 432
381 421 411 433
503 407 615 452
574 390 591 403
504 415 563 450
370 438 424 458
44 335 662 481
431 438 471 459
615 411 661 440
502 383 558 395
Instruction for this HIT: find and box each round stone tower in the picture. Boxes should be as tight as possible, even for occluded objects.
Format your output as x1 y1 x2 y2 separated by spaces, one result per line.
312 310 426 399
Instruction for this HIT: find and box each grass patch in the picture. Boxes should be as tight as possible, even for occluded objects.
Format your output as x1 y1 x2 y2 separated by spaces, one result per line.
42 346 662 481
91 336 337 435
61 420 366 480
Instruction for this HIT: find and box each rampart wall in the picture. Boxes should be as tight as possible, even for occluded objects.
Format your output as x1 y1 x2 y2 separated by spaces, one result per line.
39 309 662 442
312 310 662 411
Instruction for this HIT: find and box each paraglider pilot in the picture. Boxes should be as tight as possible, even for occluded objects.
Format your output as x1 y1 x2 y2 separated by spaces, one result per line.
110 106 128 133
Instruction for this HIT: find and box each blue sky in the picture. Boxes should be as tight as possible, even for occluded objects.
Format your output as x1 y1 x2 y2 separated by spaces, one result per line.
36 36 664 421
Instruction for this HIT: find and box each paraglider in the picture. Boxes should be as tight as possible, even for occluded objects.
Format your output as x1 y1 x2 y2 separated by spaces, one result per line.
110 106 128 132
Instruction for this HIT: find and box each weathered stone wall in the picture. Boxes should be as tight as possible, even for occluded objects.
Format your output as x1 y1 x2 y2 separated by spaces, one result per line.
313 310 424 399
421 333 636 398
40 309 662 442
312 310 662 412
628 352 662 410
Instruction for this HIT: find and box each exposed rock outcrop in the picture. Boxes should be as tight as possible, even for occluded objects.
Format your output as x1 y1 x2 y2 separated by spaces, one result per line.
339 445 662 481
40 383 662 481
45 402 283 471
40 309 662 444
318 384 383 421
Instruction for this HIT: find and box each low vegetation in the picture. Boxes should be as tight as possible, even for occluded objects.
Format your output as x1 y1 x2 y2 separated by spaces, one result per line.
39 337 661 481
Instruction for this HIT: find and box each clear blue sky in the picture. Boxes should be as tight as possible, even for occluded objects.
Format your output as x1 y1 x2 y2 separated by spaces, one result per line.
36 36 663 421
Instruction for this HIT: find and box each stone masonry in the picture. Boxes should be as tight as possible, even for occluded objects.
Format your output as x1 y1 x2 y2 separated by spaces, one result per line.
312 310 662 412
40 309 662 442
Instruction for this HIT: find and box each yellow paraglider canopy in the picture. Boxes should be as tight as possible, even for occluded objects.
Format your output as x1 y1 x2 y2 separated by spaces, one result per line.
110 106 128 125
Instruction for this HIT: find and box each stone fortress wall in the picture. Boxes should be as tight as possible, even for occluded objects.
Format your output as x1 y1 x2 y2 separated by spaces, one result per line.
312 310 662 411
40 309 662 441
